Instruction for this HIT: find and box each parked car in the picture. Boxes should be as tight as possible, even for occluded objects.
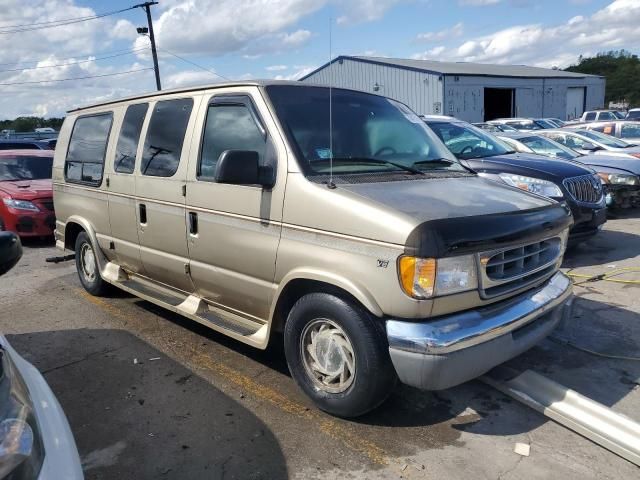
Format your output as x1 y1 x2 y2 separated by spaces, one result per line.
539 129 640 158
564 121 640 144
626 108 640 121
473 122 519 133
0 139 54 150
54 81 574 417
580 109 626 122
0 231 83 479
497 133 640 209
0 150 55 236
423 116 606 242
488 118 555 131
545 118 566 128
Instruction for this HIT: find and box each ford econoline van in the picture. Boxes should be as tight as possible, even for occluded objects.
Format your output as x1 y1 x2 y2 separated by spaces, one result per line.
53 81 573 417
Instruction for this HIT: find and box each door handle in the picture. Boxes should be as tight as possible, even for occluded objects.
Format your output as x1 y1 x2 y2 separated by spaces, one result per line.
139 204 147 224
189 212 198 235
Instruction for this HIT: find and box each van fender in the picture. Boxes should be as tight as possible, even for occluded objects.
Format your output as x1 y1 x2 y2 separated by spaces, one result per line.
64 215 109 275
270 268 384 319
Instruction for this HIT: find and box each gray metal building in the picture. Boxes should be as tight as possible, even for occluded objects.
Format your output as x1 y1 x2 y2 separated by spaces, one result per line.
300 56 606 122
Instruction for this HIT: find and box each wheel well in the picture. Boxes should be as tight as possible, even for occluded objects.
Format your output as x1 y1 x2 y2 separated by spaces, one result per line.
64 222 84 251
271 279 368 334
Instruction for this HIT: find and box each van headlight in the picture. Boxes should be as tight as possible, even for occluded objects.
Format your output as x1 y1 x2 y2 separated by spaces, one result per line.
498 174 564 198
398 254 478 299
0 347 44 479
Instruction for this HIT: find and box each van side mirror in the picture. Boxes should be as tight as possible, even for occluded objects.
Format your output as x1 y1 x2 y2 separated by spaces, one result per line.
0 231 22 276
215 150 264 186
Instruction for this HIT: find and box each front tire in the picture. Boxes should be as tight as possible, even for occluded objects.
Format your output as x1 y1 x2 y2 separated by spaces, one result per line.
75 232 110 296
284 293 397 418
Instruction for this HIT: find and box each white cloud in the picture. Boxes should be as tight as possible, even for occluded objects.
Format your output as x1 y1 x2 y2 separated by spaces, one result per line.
416 23 464 42
164 69 223 88
459 0 501 5
274 65 316 80
413 0 640 68
266 65 289 71
336 0 404 24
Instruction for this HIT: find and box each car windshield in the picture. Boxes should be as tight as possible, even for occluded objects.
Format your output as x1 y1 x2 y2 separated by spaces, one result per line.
427 121 513 159
613 111 626 119
534 119 555 129
578 129 631 148
0 155 53 181
519 136 579 160
265 85 462 176
627 111 640 120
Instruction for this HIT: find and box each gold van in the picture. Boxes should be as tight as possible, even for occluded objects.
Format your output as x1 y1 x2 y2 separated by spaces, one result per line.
53 81 573 417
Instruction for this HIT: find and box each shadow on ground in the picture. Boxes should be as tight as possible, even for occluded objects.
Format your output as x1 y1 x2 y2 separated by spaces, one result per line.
564 228 640 268
8 329 288 480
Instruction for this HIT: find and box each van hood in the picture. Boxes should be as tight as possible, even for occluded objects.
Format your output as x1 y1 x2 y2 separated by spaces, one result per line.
0 179 52 199
340 175 571 256
341 174 553 222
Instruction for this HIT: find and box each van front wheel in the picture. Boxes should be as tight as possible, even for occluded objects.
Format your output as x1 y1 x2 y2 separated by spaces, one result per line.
284 293 396 418
75 232 110 296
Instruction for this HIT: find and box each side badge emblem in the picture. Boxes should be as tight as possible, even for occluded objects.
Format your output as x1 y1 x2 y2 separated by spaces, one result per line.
377 259 389 268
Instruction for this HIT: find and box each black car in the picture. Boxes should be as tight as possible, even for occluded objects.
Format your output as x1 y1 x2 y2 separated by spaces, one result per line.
423 116 607 243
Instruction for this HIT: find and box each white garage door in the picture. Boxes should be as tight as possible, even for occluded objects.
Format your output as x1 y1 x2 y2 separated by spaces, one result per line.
566 87 585 120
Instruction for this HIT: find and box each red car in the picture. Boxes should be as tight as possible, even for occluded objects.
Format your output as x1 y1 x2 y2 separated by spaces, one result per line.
0 149 55 238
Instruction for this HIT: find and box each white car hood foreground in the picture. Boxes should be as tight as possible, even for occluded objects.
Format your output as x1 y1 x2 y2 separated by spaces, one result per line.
0 335 83 479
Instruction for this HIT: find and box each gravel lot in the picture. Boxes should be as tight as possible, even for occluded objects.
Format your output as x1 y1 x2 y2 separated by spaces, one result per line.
1 212 639 479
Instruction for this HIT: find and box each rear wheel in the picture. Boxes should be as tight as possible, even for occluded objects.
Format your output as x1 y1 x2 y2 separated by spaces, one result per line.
75 232 110 296
284 292 396 418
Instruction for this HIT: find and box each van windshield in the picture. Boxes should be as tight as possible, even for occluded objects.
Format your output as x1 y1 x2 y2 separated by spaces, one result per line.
265 85 462 177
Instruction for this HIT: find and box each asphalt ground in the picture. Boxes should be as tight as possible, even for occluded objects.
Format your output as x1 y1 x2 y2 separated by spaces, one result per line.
1 211 639 479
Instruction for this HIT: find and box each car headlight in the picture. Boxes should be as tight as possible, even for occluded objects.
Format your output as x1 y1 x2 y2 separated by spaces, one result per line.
0 347 44 479
597 172 639 186
398 254 478 299
2 199 39 212
498 174 564 198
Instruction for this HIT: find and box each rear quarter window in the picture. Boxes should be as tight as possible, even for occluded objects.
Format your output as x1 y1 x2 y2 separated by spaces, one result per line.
65 113 113 186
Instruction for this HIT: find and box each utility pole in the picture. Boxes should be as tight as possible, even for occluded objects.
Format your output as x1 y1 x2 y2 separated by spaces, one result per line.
136 2 161 90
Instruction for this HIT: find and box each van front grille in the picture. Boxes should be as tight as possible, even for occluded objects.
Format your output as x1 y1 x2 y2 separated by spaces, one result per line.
563 174 603 204
479 237 562 298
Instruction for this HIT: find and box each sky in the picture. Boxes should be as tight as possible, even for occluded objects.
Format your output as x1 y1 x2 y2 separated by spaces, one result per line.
0 0 638 119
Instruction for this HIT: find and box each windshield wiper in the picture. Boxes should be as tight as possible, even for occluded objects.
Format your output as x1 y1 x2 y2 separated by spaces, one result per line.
412 158 455 166
330 157 424 175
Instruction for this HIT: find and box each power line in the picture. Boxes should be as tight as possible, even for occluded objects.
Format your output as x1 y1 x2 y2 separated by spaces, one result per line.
0 67 153 86
0 47 150 74
0 46 146 68
156 46 231 81
0 5 138 34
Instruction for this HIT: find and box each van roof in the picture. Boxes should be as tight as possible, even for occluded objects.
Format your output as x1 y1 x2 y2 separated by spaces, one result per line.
67 79 329 113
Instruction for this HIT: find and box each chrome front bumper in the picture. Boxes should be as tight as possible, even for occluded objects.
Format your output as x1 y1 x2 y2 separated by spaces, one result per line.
386 272 573 390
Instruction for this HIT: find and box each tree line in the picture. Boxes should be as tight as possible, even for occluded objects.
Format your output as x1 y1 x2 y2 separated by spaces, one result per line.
566 50 640 108
0 116 64 132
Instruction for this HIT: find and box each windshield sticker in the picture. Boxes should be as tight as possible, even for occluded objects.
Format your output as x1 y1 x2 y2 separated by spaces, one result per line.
316 148 333 159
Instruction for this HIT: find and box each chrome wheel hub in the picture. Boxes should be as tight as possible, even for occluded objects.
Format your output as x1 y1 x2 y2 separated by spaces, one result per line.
301 319 355 393
80 243 96 282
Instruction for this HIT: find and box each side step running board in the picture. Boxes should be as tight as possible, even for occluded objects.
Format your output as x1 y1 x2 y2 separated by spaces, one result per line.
481 368 640 466
100 262 268 348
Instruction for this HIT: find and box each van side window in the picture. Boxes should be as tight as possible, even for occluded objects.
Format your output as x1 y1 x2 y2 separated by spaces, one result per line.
141 98 193 177
585 112 596 121
114 103 148 174
199 104 266 180
65 113 113 186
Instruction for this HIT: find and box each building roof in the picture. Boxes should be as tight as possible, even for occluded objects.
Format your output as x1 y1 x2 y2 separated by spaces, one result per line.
301 56 603 80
